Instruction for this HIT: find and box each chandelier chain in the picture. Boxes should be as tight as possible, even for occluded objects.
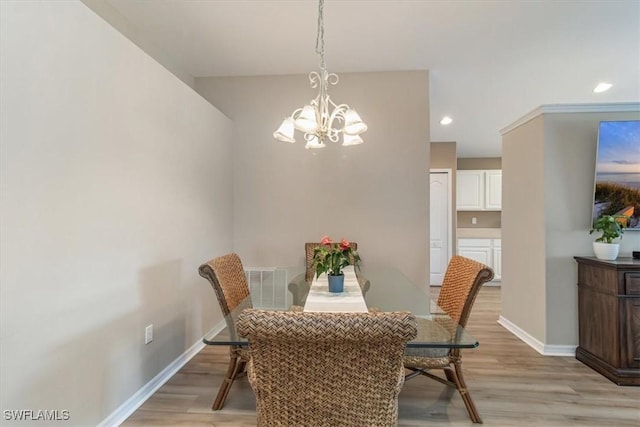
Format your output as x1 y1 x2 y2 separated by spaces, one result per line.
315 0 325 71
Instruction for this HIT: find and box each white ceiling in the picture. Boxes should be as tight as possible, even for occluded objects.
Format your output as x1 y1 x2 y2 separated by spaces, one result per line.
103 0 640 157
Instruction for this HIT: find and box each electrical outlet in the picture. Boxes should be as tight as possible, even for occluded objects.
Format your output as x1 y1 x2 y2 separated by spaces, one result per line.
145 324 153 344
471 217 477 225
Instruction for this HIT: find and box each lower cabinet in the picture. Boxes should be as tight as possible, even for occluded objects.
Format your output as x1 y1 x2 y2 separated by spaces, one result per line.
457 238 501 281
574 256 640 385
492 243 502 280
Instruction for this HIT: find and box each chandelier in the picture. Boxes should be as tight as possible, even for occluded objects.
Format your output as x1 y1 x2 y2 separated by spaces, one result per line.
273 0 367 148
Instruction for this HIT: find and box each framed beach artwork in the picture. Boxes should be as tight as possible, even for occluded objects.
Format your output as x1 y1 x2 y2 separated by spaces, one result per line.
592 120 640 230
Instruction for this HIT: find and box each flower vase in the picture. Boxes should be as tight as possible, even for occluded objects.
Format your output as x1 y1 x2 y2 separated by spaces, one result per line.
328 274 345 293
593 241 620 260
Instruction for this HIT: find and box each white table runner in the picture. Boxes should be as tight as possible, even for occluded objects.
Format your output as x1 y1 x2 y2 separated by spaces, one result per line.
303 265 368 313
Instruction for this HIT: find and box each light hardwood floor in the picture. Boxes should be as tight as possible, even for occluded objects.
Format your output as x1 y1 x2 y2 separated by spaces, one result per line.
122 287 640 426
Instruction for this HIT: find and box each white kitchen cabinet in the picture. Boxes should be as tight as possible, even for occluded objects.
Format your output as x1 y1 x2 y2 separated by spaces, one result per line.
457 238 501 282
457 238 492 265
456 169 502 211
484 170 502 210
456 171 485 210
491 239 502 280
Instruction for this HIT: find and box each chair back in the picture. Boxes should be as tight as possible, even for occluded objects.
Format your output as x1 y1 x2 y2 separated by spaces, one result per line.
437 255 494 328
305 241 359 282
199 253 252 340
238 309 417 427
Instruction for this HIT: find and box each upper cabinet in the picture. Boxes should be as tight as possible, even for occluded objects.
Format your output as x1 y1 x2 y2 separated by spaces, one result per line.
456 170 502 211
456 170 485 210
484 170 502 210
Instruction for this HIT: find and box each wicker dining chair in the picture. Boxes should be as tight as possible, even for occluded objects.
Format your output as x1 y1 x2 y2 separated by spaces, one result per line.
404 255 494 424
288 242 370 306
198 253 252 410
237 309 418 427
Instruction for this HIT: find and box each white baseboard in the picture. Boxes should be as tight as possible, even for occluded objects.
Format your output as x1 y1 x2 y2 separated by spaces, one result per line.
98 321 226 427
542 343 578 357
497 315 576 357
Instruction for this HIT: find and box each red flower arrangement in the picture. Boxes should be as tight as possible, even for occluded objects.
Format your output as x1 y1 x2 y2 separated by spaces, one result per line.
312 235 361 278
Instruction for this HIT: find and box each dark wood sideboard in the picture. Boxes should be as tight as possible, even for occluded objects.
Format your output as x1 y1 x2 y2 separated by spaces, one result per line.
574 256 640 386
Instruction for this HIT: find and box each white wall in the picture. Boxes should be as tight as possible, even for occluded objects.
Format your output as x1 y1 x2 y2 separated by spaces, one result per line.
0 2 233 425
80 0 195 88
501 105 640 351
195 71 430 286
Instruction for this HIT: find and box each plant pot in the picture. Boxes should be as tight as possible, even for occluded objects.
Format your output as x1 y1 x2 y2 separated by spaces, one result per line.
593 242 620 260
327 274 344 293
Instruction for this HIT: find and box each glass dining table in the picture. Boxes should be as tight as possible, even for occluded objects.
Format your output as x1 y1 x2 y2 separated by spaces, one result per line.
202 265 478 350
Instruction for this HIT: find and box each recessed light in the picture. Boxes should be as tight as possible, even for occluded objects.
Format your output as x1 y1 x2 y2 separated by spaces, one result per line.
440 116 453 125
593 82 612 93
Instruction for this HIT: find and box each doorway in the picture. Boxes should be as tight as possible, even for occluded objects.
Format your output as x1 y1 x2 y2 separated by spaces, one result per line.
430 170 452 286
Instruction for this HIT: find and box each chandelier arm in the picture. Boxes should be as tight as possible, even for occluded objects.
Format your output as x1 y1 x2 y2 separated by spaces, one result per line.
324 95 339 111
326 103 349 128
290 107 304 119
309 71 321 89
326 129 340 143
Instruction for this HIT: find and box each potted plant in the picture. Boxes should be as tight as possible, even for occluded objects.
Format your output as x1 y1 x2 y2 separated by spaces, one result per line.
312 235 361 293
590 214 627 260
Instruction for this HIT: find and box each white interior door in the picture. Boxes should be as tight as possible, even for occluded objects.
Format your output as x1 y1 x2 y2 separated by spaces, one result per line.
430 171 451 286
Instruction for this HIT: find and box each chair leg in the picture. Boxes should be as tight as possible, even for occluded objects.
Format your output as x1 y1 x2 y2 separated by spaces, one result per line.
450 360 482 423
444 367 456 383
212 355 245 410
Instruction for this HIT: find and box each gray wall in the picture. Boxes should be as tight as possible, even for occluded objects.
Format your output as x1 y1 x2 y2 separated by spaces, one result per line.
195 71 430 286
457 211 502 229
431 141 457 170
501 106 640 348
502 115 547 342
0 2 233 425
457 157 502 170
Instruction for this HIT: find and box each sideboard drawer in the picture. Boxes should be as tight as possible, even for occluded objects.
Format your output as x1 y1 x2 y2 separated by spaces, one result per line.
625 273 640 295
